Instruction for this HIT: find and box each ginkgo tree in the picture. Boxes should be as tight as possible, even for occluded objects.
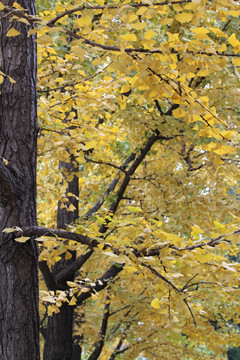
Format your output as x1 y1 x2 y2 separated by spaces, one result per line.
0 0 240 359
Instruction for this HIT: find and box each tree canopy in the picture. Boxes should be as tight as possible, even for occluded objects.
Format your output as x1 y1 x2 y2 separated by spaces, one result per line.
1 0 240 359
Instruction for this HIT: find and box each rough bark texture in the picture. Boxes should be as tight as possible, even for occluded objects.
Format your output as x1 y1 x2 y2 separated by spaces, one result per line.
43 159 80 360
0 1 39 359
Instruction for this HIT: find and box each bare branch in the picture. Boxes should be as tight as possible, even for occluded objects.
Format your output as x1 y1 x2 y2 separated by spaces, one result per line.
39 260 58 291
140 261 180 293
81 153 136 220
56 248 94 284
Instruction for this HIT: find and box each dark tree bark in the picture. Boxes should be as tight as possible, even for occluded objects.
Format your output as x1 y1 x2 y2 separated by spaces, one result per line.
0 1 39 359
43 158 80 360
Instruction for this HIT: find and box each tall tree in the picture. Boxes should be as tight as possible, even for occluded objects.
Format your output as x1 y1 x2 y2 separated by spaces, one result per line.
0 0 39 359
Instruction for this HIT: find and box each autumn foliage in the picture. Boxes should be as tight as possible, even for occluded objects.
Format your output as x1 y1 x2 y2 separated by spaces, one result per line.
1 0 240 359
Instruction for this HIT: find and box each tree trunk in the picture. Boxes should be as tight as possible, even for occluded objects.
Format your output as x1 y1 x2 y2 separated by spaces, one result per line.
43 159 80 360
0 1 39 359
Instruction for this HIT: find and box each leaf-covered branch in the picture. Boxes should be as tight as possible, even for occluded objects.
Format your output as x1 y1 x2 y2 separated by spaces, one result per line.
47 1 192 27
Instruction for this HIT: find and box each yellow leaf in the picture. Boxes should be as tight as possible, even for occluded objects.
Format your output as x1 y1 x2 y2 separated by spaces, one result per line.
67 281 78 288
172 108 186 119
175 12 193 23
214 145 235 155
120 34 137 42
0 2 4 10
37 34 54 45
131 22 147 30
15 236 31 243
228 33 240 47
166 32 179 44
232 58 240 66
127 206 143 213
192 27 210 34
76 16 92 27
145 30 155 40
6 28 20 37
97 243 105 250
214 221 225 229
209 27 227 38
3 226 22 233
65 252 72 260
68 203 76 212
151 298 160 309
7 75 16 84
128 14 138 23
0 75 3 84
69 296 77 306
12 1 25 9
228 10 240 17
195 252 213 263
42 296 56 304
28 28 38 37
85 140 96 149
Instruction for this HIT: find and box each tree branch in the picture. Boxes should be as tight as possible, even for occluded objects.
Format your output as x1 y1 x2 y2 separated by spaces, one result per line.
39 260 58 291
76 264 124 306
56 248 94 284
81 153 136 220
47 1 192 27
99 130 161 233
88 293 111 360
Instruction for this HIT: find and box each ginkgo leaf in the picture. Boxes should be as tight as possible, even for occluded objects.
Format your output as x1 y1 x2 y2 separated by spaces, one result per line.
67 281 78 288
172 108 186 118
131 22 147 30
195 252 213 263
151 298 160 309
69 296 77 306
37 34 54 45
3 226 22 233
6 28 20 37
28 28 38 37
7 75 16 83
127 206 143 213
145 30 155 40
232 58 240 66
15 237 31 243
120 34 137 42
175 12 193 23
